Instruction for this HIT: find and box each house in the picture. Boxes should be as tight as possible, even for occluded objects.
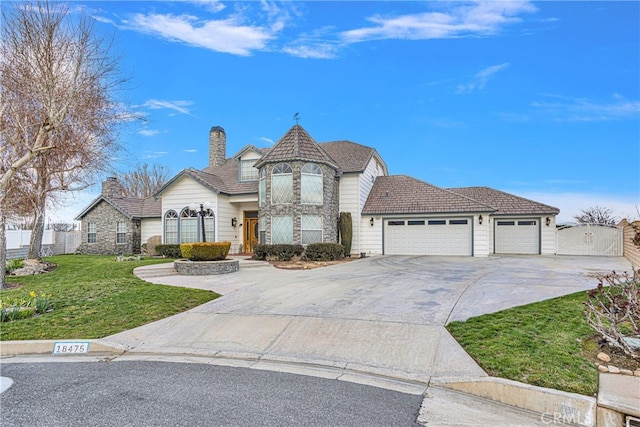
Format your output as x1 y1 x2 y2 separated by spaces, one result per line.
76 124 559 256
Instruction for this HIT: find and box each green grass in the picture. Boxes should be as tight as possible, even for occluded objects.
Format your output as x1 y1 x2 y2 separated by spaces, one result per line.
447 291 598 396
1 255 218 340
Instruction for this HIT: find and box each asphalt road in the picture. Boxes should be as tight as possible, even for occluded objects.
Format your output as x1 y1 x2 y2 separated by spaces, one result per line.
0 361 422 427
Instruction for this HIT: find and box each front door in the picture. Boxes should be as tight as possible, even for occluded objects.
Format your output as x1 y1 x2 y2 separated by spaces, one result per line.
243 217 259 253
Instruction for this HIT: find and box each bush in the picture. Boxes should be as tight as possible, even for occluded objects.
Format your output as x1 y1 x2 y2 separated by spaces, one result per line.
339 212 353 256
304 243 345 261
253 244 304 261
155 244 181 258
5 259 24 274
182 242 231 261
584 269 640 359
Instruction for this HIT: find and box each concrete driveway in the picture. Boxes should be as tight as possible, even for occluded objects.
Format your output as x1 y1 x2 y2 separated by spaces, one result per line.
101 254 632 389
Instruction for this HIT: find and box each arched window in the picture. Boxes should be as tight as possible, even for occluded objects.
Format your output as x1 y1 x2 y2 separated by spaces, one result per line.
180 207 198 243
271 163 293 204
301 163 322 204
259 168 266 207
164 210 178 244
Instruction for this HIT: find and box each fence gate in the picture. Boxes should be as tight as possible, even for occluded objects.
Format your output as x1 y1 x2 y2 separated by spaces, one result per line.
557 224 623 256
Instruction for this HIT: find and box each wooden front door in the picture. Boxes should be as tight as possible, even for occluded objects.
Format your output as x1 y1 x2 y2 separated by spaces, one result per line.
243 218 259 253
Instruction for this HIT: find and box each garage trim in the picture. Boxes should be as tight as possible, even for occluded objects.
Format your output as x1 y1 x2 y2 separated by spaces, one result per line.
383 216 474 256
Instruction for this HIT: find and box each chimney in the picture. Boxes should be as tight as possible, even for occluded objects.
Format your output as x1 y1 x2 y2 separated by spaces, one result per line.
209 126 226 168
102 177 123 199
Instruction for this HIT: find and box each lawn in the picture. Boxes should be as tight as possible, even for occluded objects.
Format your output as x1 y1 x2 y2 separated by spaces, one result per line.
447 291 598 396
1 255 218 340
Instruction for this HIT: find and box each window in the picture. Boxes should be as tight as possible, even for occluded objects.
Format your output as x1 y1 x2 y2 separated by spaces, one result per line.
240 159 259 181
271 163 293 204
164 211 178 244
87 222 97 243
116 222 127 244
408 220 425 226
271 216 293 244
180 208 198 243
301 163 322 205
518 220 537 226
259 168 266 207
388 221 405 226
301 215 322 244
428 220 446 225
449 219 469 225
497 221 515 226
202 209 215 241
259 216 266 244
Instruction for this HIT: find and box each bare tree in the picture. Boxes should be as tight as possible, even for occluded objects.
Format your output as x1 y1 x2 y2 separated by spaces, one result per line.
119 163 173 198
0 1 127 287
573 206 618 225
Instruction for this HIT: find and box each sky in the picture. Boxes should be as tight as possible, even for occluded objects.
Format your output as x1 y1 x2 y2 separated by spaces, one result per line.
48 0 639 225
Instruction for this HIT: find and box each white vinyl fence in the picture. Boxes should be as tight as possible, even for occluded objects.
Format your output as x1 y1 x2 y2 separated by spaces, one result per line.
5 229 81 259
557 224 623 256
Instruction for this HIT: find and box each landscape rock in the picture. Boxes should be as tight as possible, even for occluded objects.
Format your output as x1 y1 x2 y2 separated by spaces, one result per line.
620 369 633 376
598 365 609 373
634 370 640 377
607 365 620 374
597 352 611 362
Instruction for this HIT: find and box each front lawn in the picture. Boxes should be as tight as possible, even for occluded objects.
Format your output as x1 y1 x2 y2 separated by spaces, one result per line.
447 291 598 396
1 255 218 340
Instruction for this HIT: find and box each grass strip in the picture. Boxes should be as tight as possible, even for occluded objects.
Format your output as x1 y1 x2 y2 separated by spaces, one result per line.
447 291 597 396
1 255 218 340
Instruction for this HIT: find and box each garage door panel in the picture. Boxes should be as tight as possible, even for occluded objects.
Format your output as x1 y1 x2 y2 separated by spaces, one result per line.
385 218 471 256
495 219 539 254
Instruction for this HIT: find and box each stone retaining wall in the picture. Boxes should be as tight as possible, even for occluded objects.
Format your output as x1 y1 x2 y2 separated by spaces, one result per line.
174 259 239 275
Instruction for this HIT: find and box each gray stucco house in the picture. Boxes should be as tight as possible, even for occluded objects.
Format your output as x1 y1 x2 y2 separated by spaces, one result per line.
76 124 559 256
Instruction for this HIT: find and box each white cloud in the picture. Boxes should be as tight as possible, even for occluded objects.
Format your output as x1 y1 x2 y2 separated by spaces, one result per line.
456 63 510 94
142 151 169 159
138 129 161 137
531 94 640 122
141 99 195 116
340 1 536 43
259 136 274 145
126 11 281 56
188 0 226 13
183 149 198 153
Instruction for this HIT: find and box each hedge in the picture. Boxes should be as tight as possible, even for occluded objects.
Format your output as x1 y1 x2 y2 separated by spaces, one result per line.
180 242 231 261
253 244 304 261
303 243 345 261
155 244 181 258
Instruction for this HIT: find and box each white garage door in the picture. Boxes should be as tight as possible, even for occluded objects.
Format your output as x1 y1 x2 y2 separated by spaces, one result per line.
385 218 472 256
494 219 539 254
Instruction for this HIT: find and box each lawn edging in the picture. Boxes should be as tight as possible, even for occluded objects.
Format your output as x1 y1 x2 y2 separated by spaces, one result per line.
430 376 596 427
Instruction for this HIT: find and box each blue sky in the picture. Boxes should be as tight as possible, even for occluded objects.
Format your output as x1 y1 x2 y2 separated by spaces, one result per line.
54 1 639 224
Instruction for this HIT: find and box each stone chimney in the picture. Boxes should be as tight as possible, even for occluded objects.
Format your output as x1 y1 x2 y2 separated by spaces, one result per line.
209 126 226 168
102 177 123 199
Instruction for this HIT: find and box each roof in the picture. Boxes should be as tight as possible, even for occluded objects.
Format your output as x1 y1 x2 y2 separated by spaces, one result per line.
448 187 560 215
254 125 339 170
75 195 161 220
362 175 496 215
319 140 385 174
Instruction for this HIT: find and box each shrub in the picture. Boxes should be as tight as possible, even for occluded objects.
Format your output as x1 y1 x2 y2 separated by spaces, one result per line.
5 258 24 274
339 212 353 256
253 244 304 261
584 269 640 359
156 244 182 258
187 242 231 261
304 243 345 261
180 243 194 260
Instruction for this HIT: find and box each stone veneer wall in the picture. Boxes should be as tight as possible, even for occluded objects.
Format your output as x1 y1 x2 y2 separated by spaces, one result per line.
77 201 141 255
260 161 340 245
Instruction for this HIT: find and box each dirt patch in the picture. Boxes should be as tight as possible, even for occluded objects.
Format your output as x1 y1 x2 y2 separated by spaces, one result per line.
269 257 360 270
582 334 640 372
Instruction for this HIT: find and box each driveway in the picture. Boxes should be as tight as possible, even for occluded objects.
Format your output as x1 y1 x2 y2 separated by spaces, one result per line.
102 255 632 386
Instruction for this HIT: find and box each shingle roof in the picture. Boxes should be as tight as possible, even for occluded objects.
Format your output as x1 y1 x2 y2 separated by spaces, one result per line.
254 125 338 169
448 187 560 215
319 141 382 174
362 175 496 215
75 195 161 220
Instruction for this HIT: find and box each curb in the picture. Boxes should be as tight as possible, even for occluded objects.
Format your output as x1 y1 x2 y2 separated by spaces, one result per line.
0 339 123 357
430 376 596 427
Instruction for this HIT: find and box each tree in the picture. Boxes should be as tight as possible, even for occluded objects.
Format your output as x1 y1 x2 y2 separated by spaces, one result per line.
0 1 127 287
119 163 173 198
573 206 618 225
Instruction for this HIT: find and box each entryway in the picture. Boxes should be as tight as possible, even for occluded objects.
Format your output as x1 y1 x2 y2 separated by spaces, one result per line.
557 223 623 256
243 211 259 253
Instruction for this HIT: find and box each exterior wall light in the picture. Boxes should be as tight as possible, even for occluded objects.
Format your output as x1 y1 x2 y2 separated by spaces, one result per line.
231 217 238 227
478 215 483 225
370 217 374 226
546 217 551 226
